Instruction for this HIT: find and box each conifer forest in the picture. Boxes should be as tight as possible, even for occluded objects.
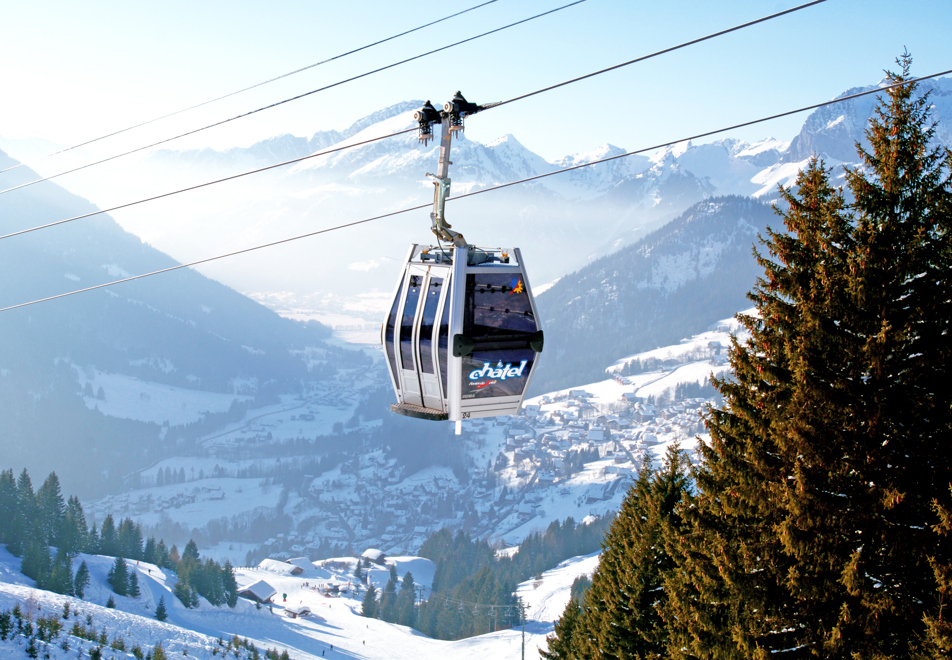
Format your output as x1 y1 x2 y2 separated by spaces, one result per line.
541 55 952 659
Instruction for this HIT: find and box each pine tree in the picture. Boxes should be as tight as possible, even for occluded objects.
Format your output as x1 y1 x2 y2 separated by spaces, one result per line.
85 524 100 554
154 597 168 622
99 515 118 557
61 496 89 556
381 573 398 623
541 596 582 660
548 447 688 658
21 539 52 589
143 537 158 565
117 519 143 560
223 561 239 608
0 470 16 547
920 487 952 657
128 570 141 598
11 469 36 556
107 556 129 596
48 547 75 596
36 472 66 547
396 572 416 628
74 560 90 599
361 584 378 618
664 53 952 658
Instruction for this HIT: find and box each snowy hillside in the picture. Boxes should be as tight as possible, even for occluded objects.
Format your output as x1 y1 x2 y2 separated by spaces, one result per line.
0 543 598 660
0 149 374 500
532 195 772 393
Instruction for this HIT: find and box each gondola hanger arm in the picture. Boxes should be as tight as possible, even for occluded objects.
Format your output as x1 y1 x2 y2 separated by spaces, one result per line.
414 92 481 248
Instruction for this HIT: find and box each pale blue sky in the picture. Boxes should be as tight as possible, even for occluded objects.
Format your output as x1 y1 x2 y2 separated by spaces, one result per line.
1 0 950 161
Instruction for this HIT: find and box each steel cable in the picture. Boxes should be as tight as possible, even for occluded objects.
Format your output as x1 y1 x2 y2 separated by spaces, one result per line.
3 69 947 314
0 0 500 176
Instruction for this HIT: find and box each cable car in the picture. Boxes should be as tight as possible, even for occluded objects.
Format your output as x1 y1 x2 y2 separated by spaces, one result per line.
382 94 544 430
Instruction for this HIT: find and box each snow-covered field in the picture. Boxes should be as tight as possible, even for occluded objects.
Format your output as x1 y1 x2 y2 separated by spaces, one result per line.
0 544 596 660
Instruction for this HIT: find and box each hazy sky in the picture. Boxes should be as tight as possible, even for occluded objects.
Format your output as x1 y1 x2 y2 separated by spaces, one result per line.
1 0 950 162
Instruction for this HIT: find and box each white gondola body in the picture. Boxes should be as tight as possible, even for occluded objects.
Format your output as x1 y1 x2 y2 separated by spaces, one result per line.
382 244 543 422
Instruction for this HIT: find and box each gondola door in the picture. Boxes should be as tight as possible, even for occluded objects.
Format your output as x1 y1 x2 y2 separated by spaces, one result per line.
397 265 428 408
417 269 449 411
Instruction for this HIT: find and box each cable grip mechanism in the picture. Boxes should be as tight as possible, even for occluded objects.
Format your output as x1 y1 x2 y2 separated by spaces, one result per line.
415 92 481 248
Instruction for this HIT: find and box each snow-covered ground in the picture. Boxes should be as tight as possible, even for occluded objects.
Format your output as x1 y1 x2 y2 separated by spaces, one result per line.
0 544 596 660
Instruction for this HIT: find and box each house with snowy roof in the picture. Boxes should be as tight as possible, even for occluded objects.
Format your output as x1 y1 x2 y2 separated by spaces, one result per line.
238 580 277 603
361 548 387 565
258 558 303 575
286 557 313 572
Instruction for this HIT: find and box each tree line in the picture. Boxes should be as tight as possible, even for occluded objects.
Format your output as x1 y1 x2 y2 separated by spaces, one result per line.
356 513 612 640
542 54 952 659
0 467 238 610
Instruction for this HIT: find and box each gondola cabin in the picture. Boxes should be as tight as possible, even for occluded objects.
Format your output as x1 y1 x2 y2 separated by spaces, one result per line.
383 243 543 425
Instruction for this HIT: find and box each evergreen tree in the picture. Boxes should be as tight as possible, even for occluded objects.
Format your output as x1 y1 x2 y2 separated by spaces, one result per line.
47 547 75 596
664 54 952 659
74 560 90 599
549 448 689 659
128 570 141 598
361 584 378 618
541 596 582 660
61 496 89 556
396 572 416 628
0 470 16 546
155 539 170 568
107 556 129 596
99 515 118 557
182 539 200 564
11 469 36 556
21 539 52 589
85 524 100 554
117 519 143 560
381 573 398 622
36 472 66 547
154 597 168 622
223 561 239 608
920 487 952 658
173 579 193 608
143 537 158 565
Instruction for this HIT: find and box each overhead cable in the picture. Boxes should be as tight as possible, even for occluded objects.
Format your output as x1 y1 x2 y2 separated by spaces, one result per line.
0 127 417 242
484 0 827 111
2 68 947 314
0 0 828 241
0 0 587 197
0 0 500 177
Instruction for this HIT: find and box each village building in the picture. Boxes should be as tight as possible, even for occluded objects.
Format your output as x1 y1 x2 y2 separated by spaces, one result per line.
238 580 277 604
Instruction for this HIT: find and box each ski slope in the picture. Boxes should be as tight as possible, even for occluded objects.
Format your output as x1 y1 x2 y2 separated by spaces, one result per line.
0 544 597 660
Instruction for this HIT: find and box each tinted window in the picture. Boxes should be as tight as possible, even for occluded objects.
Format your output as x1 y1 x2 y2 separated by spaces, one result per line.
438 282 450 392
461 273 538 399
384 274 404 380
419 277 443 374
400 275 422 370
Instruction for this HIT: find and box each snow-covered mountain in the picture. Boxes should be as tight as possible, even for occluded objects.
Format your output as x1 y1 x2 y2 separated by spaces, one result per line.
21 74 944 327
531 195 773 394
0 150 365 499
